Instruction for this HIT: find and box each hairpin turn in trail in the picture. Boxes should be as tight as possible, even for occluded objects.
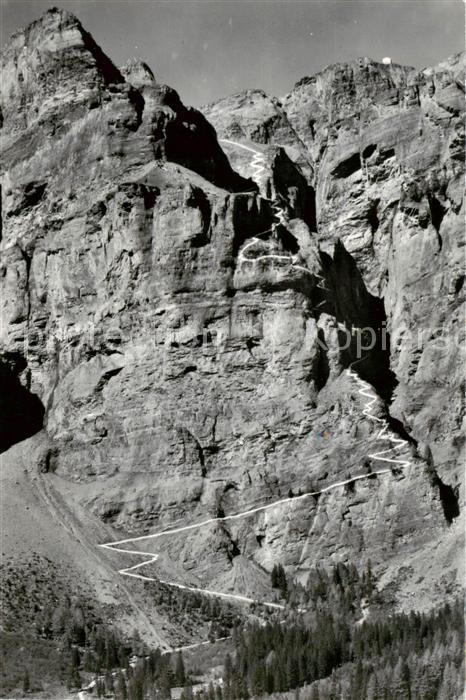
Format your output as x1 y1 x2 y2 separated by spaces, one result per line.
99 142 412 653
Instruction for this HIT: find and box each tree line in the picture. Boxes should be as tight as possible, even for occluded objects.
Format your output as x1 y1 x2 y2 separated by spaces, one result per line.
191 563 463 700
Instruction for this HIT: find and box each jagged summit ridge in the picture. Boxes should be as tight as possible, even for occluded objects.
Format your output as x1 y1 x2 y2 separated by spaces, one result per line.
291 54 417 89
0 5 128 150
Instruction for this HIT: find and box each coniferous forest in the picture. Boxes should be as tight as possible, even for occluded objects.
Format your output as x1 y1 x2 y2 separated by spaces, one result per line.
1 556 463 698
218 599 463 699
193 564 464 700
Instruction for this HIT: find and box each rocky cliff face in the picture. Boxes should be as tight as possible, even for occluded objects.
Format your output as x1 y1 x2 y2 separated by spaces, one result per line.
1 9 463 642
205 53 465 516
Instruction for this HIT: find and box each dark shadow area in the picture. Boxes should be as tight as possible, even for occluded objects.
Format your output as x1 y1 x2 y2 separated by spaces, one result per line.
367 200 380 234
323 241 398 404
427 193 445 247
362 144 377 159
454 275 464 295
331 152 361 178
271 149 317 231
276 225 300 254
380 147 395 161
231 195 274 258
436 479 460 524
229 539 241 560
314 328 330 391
185 187 212 247
22 182 47 208
384 413 416 445
307 251 332 318
318 243 420 446
164 109 257 193
304 185 318 233
426 466 460 524
0 355 45 453
8 182 47 217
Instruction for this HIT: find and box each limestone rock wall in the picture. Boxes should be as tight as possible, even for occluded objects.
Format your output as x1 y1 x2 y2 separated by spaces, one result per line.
282 55 465 489
1 10 463 616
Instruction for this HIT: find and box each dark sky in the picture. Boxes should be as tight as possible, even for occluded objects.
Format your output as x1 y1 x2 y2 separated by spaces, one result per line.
1 1 463 106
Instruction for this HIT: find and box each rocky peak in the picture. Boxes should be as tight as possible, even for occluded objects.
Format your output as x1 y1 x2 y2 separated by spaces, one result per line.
1 7 125 142
0 8 255 248
121 57 156 87
5 6 123 82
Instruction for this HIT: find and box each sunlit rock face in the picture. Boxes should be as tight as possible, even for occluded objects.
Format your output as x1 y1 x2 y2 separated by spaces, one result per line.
281 54 465 489
209 53 465 483
1 8 463 623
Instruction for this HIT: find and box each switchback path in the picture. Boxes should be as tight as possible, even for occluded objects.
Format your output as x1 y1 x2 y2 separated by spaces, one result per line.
219 139 312 276
219 138 328 302
98 469 394 641
98 142 412 654
346 364 412 470
98 375 410 651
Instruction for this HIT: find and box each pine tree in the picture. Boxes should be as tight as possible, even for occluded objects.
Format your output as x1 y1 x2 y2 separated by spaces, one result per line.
106 634 119 669
117 670 128 699
51 601 66 638
83 648 96 673
235 672 249 699
22 669 30 694
129 672 144 700
252 661 266 695
366 559 374 598
105 669 114 694
271 563 288 596
271 564 278 588
158 662 172 700
67 661 81 690
392 658 411 700
279 564 288 596
287 655 299 690
223 653 233 699
175 652 186 686
365 672 378 700
71 645 80 670
208 621 219 643
181 683 194 700
132 627 143 656
350 660 365 699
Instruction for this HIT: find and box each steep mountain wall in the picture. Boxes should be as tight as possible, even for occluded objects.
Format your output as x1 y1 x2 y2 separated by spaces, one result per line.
282 55 465 488
1 9 463 633
205 52 465 509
